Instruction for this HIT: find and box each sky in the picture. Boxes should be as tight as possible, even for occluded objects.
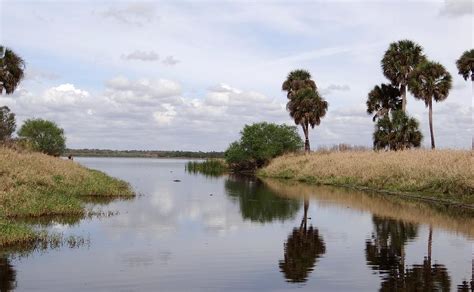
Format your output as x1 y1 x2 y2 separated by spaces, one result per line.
0 0 472 151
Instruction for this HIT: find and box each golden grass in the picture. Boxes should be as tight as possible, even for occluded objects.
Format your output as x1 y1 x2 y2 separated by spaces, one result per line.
0 147 134 246
258 149 474 204
263 179 474 239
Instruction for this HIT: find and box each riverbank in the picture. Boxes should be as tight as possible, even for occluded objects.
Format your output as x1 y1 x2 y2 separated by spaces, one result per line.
0 148 134 246
258 150 473 205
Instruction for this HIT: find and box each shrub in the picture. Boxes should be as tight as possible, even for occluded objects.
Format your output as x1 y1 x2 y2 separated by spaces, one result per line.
18 119 66 156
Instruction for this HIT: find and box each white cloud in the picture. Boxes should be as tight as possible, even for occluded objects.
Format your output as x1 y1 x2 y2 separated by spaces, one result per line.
122 50 159 61
162 56 180 66
102 2 157 26
439 0 473 17
41 83 90 105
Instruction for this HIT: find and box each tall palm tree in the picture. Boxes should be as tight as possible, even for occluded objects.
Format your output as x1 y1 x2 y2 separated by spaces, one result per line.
0 46 25 95
382 40 426 112
366 83 402 121
286 87 328 153
456 49 474 90
282 70 327 153
408 60 452 149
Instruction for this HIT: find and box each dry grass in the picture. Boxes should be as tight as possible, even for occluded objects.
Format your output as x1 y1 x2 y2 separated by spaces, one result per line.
0 147 134 246
258 149 474 204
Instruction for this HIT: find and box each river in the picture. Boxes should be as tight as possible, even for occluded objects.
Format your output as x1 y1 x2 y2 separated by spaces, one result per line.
1 157 472 291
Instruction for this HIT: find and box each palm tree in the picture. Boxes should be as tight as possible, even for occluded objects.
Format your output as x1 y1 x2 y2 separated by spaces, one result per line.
282 70 327 154
456 49 474 90
0 46 25 95
366 83 402 121
282 69 317 99
408 60 452 149
382 40 425 112
373 110 423 151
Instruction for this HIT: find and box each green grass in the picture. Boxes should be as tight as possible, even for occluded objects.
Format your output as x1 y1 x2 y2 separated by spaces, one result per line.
0 147 134 246
186 159 228 176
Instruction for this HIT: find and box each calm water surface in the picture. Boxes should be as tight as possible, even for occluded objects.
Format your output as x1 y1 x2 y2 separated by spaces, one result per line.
1 157 473 291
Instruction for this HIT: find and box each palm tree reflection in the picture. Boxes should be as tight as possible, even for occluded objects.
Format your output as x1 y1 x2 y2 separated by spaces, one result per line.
366 217 451 291
279 198 325 283
0 257 16 292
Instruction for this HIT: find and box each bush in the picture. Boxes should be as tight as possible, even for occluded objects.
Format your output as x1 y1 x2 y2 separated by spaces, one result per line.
18 119 66 156
186 159 227 176
0 106 16 142
373 110 422 151
225 122 303 171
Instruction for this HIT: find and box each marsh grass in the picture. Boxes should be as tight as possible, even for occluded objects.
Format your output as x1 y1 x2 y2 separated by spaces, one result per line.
0 147 134 246
186 159 228 176
259 150 473 204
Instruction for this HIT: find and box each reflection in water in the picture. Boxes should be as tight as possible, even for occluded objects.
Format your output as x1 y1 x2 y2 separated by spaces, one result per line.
366 217 452 291
279 199 326 283
225 175 300 223
0 257 15 292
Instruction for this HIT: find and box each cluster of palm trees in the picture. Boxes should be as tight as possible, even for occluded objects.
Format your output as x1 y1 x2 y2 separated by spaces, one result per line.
282 70 328 153
367 40 472 150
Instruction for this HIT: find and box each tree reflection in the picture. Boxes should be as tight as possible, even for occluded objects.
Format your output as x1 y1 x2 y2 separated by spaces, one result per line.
366 217 451 291
279 199 326 283
225 175 300 223
0 257 16 292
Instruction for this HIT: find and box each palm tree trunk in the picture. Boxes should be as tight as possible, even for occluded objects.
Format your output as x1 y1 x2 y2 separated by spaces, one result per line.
302 122 310 154
401 83 407 112
428 98 435 149
300 198 309 233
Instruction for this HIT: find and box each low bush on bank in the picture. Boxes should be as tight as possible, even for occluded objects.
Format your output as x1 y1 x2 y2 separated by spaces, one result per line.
259 150 474 204
186 159 228 176
225 122 303 171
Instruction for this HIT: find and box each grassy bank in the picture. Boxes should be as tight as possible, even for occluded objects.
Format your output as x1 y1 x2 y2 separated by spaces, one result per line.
258 150 473 205
0 147 134 246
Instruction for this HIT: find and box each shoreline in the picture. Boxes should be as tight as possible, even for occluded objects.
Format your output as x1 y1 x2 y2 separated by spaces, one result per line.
0 148 135 247
258 149 473 206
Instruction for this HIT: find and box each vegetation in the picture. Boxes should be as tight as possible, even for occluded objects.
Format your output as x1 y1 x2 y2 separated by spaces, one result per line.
18 118 66 156
65 148 224 158
368 40 427 150
0 46 25 95
366 83 401 121
456 49 474 82
381 40 426 112
0 147 134 246
282 70 328 153
409 60 452 149
224 122 303 171
0 106 15 142
373 110 423 150
186 159 228 176
259 150 474 204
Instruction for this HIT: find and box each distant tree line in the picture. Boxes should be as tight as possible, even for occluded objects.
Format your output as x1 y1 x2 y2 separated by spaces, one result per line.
66 149 224 158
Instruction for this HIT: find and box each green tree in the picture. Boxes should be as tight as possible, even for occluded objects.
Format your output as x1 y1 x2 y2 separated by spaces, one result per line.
382 40 426 112
408 60 452 149
0 106 15 142
0 46 25 95
281 69 317 99
366 83 402 121
456 49 474 91
225 122 303 170
373 110 423 151
18 119 66 156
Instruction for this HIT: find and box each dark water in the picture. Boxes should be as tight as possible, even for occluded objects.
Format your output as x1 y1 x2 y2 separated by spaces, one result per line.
1 157 473 291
